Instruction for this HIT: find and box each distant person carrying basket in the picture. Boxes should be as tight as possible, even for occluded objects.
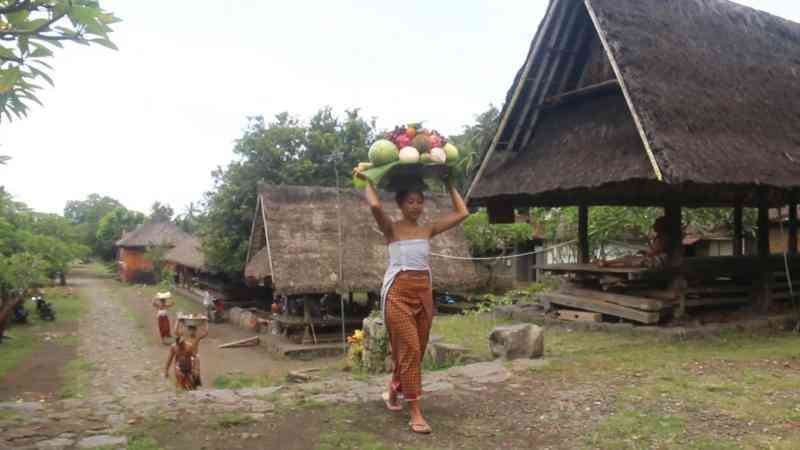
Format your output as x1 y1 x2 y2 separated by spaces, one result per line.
354 166 468 434
152 292 174 344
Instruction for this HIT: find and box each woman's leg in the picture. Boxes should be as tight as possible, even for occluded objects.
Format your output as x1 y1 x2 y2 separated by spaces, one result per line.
408 286 433 433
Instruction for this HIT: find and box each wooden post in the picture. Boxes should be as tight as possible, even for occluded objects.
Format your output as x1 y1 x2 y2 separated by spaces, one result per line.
788 202 798 255
755 189 772 312
664 204 686 318
578 205 590 264
733 205 743 256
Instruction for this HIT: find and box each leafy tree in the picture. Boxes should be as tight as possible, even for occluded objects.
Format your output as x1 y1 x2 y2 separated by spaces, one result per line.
0 0 120 122
95 206 145 260
64 193 122 255
144 244 171 286
200 108 376 273
149 201 173 223
449 105 499 193
175 202 200 234
462 209 533 257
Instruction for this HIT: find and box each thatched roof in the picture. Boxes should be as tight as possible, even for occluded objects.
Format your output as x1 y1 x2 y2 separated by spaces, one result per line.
245 183 481 295
469 0 800 207
115 222 191 248
163 237 205 270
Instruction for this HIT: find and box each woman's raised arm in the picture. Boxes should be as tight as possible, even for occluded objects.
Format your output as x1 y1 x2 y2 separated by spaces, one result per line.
431 179 469 238
355 168 393 239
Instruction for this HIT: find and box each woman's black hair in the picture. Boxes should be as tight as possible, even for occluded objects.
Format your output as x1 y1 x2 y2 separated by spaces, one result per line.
395 190 424 206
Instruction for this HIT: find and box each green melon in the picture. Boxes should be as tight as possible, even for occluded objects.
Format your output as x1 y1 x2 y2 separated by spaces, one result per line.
368 139 399 166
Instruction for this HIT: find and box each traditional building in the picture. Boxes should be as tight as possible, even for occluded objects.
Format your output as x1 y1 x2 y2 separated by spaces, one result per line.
467 0 800 322
116 222 190 283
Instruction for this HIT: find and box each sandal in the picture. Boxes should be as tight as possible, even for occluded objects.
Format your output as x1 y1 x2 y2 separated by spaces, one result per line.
408 421 432 434
382 391 402 411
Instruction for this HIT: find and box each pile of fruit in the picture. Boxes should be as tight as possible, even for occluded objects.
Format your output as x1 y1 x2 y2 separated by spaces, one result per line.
354 123 459 188
357 123 459 172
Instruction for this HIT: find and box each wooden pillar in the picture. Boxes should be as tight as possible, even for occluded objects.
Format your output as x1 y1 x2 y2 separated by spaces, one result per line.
578 205 590 264
755 189 772 312
788 202 798 255
733 205 743 256
664 204 686 318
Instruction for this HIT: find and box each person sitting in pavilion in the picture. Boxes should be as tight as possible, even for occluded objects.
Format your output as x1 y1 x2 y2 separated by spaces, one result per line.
594 216 673 269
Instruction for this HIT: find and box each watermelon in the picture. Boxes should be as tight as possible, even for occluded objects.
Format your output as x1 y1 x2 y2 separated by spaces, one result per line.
368 139 399 166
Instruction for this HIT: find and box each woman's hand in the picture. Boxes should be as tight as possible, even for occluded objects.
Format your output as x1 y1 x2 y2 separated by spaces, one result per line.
352 166 368 181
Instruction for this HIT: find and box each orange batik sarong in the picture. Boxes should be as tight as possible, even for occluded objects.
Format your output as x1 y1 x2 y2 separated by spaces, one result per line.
385 270 433 402
174 354 201 390
158 314 171 339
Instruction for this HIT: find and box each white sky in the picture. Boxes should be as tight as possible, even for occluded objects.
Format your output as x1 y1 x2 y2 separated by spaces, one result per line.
0 0 797 215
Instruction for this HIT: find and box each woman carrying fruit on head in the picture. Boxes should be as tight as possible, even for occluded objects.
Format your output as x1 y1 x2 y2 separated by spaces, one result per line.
353 162 469 435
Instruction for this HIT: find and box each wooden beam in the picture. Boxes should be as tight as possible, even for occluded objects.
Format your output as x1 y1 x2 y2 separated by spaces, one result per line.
756 189 772 311
540 292 660 324
506 1 577 152
487 198 515 224
543 79 620 108
788 202 798 255
664 204 686 317
578 205 590 264
555 309 602 322
560 287 668 311
518 8 593 150
733 204 743 256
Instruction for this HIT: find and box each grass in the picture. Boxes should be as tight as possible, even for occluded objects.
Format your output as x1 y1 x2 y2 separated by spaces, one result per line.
429 312 515 360
512 326 800 449
126 435 164 450
216 412 255 428
213 372 275 389
0 288 88 380
58 358 93 399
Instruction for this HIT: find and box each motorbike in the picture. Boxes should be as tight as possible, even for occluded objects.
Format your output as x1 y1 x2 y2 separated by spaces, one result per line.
32 295 56 321
11 300 29 324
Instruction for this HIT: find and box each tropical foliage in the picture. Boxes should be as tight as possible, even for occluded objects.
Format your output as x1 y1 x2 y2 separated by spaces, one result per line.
200 108 376 273
0 0 120 122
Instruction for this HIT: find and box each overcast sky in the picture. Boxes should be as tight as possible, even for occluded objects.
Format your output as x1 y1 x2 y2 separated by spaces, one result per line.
1 0 798 216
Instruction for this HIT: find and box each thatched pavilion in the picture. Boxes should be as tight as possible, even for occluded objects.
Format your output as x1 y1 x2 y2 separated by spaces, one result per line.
467 0 800 322
244 183 479 295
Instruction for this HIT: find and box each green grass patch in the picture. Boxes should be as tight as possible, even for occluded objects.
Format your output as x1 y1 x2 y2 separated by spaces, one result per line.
430 313 514 360
58 358 93 399
0 289 88 381
212 372 275 389
216 412 255 428
316 431 398 450
587 410 687 449
125 435 163 450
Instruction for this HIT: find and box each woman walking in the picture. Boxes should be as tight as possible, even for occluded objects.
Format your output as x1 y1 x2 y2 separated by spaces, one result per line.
152 292 174 344
355 170 468 434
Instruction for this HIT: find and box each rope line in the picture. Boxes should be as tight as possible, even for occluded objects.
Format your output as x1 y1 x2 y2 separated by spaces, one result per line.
431 239 578 261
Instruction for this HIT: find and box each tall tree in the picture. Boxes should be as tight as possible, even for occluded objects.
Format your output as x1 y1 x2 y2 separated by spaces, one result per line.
95 206 145 260
0 0 120 123
200 108 376 273
449 105 500 193
63 193 122 255
149 201 174 223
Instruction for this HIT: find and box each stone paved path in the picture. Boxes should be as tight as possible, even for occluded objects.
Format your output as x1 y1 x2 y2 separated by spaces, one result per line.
75 275 170 401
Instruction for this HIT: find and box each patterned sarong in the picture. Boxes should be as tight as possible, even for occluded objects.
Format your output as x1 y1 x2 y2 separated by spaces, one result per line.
158 314 171 339
175 354 201 390
385 270 433 402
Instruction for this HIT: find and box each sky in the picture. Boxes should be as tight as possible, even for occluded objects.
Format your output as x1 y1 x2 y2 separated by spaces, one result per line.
1 0 798 216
